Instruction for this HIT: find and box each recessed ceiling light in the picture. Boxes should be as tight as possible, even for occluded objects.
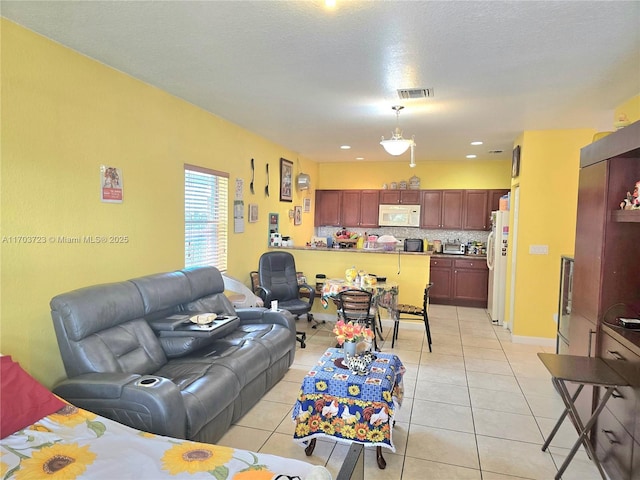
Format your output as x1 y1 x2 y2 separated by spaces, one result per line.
466 154 477 159
340 145 351 150
470 141 483 146
355 157 364 160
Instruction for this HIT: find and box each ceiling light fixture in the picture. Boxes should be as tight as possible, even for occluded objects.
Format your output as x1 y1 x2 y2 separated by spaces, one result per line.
380 105 416 167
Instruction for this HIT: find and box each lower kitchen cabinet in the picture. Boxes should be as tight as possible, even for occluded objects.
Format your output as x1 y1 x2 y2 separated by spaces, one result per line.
429 256 488 307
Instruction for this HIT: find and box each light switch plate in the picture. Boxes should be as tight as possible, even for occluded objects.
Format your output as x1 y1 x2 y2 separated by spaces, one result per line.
529 244 549 255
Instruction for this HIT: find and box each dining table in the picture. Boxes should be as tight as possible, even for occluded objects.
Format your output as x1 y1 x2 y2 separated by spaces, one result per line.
321 278 399 341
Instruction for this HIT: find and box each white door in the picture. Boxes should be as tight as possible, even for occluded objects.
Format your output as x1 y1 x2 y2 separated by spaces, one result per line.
506 186 520 331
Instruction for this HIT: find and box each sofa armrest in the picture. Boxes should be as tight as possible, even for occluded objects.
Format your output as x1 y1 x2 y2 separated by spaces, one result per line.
53 373 187 439
235 308 295 331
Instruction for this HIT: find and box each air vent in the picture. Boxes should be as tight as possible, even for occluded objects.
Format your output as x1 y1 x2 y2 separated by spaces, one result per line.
397 88 433 99
488 150 504 154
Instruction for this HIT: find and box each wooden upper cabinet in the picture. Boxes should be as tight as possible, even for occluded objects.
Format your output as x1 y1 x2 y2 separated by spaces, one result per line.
463 190 489 230
420 190 443 228
379 190 420 204
489 189 510 213
340 191 361 227
441 190 463 229
338 190 380 228
315 190 341 226
359 190 380 227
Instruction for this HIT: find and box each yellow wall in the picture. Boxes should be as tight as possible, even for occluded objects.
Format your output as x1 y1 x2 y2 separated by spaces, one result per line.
317 160 512 190
506 129 595 340
0 20 317 386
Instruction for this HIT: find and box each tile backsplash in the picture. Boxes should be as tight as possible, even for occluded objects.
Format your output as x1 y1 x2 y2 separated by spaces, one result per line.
316 226 489 248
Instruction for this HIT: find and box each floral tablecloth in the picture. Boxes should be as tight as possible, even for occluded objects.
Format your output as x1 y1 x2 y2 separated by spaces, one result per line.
292 347 405 452
320 279 399 319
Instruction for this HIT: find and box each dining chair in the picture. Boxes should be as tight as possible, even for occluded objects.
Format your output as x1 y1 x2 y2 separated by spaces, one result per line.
394 283 433 351
337 289 377 351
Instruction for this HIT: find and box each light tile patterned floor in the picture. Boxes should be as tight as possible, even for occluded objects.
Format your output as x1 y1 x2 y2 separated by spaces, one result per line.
217 306 603 479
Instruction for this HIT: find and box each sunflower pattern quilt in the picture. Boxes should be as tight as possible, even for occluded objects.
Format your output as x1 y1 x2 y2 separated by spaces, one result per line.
0 403 328 479
292 348 404 452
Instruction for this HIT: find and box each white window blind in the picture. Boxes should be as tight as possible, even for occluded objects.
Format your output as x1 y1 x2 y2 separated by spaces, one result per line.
184 164 229 271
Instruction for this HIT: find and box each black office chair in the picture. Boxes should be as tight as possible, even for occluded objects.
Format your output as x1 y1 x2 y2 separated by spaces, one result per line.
337 289 377 351
256 251 317 348
395 283 433 351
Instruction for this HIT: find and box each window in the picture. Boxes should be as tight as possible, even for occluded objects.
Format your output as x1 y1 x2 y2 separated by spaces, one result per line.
184 164 229 271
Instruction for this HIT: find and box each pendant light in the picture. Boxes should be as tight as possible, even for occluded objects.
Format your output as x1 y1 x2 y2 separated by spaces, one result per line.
380 105 416 167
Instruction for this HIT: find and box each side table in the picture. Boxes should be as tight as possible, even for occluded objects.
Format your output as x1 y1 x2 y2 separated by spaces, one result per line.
292 347 405 469
537 353 630 480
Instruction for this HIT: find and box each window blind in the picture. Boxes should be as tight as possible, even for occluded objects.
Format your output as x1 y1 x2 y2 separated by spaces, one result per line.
184 164 229 272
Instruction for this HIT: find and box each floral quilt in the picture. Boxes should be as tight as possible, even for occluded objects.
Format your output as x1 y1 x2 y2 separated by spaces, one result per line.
1 403 329 480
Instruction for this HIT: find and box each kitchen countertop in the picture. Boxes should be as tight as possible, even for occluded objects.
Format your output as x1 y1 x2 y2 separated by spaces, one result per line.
269 246 486 259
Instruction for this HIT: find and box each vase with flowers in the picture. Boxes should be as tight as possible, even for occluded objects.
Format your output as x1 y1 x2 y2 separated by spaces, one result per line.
333 319 374 357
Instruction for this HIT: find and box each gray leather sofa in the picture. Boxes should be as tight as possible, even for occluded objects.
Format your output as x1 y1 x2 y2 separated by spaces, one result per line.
50 266 296 444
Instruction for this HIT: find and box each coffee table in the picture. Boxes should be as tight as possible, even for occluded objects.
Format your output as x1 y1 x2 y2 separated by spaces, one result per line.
292 347 405 469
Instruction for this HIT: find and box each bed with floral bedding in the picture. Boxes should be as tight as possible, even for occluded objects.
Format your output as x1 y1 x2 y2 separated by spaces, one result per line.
0 356 332 480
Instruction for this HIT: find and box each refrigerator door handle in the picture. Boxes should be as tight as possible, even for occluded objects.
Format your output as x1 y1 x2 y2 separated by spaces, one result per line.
486 231 495 270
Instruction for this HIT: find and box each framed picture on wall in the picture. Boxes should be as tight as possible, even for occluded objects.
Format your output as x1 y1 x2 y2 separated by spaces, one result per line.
294 206 302 225
303 197 311 213
248 204 258 223
280 158 293 202
511 145 521 178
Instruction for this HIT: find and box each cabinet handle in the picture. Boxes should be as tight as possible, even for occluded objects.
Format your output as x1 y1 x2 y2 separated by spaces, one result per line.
611 388 624 399
607 350 626 361
601 429 619 444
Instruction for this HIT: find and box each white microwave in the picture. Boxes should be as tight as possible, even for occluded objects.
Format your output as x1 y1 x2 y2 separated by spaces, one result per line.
378 204 421 227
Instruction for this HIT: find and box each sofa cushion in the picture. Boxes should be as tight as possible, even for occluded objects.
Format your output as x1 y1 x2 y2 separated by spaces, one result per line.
130 272 192 315
181 266 226 300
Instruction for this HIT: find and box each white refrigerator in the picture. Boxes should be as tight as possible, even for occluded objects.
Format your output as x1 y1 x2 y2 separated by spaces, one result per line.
487 211 509 325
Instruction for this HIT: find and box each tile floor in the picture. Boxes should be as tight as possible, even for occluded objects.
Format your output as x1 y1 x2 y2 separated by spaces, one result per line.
217 306 604 479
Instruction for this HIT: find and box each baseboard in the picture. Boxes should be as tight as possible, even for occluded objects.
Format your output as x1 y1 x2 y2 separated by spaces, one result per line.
510 334 556 347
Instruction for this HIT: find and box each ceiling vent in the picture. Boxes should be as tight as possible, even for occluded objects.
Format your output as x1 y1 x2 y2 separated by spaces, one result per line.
397 88 433 99
488 149 504 154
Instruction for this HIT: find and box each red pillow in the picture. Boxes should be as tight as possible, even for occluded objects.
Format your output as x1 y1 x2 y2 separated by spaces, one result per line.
0 356 66 438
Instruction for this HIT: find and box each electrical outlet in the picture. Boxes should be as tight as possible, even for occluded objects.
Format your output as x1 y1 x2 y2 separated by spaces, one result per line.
553 313 558 324
529 244 549 255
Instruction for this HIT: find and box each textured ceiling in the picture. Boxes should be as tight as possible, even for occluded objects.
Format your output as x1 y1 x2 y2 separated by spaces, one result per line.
2 1 639 164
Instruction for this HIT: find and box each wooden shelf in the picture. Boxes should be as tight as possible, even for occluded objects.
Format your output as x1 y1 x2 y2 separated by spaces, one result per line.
611 210 640 223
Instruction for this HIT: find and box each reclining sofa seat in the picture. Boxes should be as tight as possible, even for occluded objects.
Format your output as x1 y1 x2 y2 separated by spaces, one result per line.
50 266 296 444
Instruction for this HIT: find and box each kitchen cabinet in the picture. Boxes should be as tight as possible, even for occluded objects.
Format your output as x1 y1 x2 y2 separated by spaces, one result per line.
463 190 490 230
568 120 640 480
429 257 453 303
340 190 379 228
429 256 488 307
379 189 420 205
463 189 510 231
315 190 341 226
420 190 463 229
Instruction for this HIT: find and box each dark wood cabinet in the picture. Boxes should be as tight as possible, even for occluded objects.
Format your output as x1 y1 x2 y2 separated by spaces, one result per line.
442 190 464 229
568 120 640 480
379 189 420 205
420 190 463 229
316 188 508 230
452 258 489 307
429 256 488 307
340 190 379 228
463 190 490 230
315 190 341 226
429 257 453 302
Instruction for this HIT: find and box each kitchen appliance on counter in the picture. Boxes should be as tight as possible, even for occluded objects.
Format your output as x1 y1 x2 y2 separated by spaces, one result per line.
487 210 509 325
403 238 424 252
378 204 421 227
442 242 466 255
